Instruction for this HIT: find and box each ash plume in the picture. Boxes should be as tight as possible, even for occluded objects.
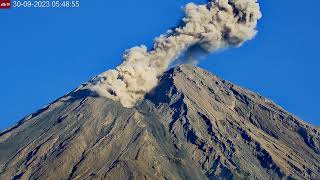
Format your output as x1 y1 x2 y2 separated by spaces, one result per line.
85 0 262 107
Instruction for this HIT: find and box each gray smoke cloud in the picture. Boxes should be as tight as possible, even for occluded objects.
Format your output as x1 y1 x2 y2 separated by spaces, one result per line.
84 0 262 107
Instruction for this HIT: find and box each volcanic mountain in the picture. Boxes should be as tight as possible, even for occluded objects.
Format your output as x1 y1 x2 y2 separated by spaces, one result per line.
0 65 319 180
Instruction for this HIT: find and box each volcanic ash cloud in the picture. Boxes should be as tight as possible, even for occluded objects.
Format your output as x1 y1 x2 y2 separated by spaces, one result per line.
84 0 262 107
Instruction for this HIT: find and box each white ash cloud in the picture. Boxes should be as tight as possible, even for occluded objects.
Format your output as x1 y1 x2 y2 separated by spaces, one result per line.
84 0 262 107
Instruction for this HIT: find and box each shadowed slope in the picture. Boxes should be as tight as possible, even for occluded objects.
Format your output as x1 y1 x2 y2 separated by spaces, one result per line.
143 65 320 179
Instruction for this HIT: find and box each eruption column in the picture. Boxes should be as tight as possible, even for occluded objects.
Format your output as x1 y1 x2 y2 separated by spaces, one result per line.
85 0 262 107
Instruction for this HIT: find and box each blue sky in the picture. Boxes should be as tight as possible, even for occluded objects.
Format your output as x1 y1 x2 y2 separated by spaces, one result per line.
0 0 319 130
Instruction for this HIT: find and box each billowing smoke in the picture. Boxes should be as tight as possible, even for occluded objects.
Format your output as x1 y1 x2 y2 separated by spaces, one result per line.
84 0 262 107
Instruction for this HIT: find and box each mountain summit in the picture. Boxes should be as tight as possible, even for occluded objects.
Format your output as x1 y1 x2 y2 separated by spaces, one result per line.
0 65 319 179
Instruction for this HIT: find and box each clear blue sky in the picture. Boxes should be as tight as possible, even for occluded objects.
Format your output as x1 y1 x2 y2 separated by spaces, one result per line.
0 0 319 131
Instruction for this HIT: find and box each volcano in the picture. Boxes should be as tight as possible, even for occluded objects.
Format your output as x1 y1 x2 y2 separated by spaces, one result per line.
0 65 319 179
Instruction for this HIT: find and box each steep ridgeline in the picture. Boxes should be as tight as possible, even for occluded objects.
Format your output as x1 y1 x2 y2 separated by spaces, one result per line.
0 65 319 180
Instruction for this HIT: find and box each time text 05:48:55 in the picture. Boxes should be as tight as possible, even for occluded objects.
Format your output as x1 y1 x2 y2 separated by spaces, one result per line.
12 1 80 8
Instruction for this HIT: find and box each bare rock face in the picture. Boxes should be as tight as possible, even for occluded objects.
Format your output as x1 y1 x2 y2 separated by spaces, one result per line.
0 65 319 180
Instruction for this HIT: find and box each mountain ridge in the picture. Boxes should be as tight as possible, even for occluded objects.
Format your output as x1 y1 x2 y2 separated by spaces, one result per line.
0 65 319 180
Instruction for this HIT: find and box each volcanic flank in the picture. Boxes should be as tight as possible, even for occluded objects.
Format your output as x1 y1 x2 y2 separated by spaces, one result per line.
1 0 319 179
0 65 319 180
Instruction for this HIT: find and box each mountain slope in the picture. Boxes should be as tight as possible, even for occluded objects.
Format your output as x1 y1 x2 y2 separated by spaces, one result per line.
0 65 319 180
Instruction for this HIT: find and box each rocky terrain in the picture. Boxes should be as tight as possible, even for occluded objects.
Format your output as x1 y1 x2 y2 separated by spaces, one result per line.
0 65 319 179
